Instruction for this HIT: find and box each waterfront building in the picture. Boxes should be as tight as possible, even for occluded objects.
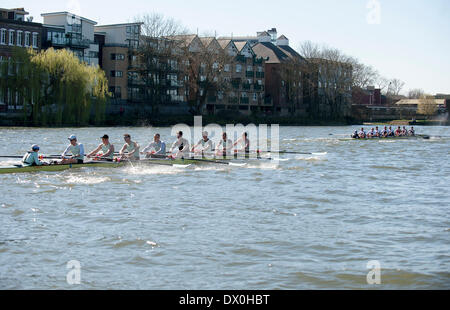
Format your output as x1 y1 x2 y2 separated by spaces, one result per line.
41 12 99 66
0 7 43 113
94 22 143 104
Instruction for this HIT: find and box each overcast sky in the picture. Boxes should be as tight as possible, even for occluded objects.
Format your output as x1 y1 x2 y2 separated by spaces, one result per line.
4 0 450 94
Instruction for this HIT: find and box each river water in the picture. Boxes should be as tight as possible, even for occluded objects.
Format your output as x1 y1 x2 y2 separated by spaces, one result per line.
0 126 449 290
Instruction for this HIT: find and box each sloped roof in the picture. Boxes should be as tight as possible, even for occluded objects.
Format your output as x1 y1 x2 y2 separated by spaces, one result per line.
252 42 289 64
199 37 215 48
396 99 445 106
277 45 304 61
165 34 199 47
234 41 247 52
217 39 233 49
277 35 289 40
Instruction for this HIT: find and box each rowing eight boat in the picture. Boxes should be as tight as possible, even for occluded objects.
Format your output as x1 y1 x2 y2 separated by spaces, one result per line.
339 134 430 142
0 156 264 175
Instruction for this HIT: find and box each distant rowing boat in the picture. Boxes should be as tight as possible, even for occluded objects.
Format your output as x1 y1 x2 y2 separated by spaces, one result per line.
339 134 430 142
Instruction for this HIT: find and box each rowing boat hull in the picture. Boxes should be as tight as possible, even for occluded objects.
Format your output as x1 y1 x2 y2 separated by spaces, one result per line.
0 157 245 175
340 135 430 142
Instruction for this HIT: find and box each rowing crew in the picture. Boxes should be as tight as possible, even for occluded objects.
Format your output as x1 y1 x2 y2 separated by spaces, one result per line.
22 131 252 167
352 126 415 139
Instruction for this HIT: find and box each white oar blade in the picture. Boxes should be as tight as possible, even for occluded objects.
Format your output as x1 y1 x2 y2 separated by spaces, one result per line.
174 164 192 168
229 163 247 167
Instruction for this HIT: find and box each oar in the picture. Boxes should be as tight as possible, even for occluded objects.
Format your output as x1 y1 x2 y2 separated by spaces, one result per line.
0 155 62 160
261 151 317 155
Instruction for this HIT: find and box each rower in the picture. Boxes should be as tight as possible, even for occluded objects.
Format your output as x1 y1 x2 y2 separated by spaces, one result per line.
367 128 376 138
119 134 140 161
169 131 190 159
233 132 250 154
395 126 402 137
409 127 415 136
402 126 408 136
388 126 394 136
216 132 233 157
22 145 48 167
358 128 366 139
61 135 85 165
87 134 115 161
141 133 166 158
381 126 388 138
191 131 214 156
375 126 381 137
351 130 359 139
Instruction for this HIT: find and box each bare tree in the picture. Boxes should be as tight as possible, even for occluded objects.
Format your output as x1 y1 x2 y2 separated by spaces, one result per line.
388 78 405 96
132 13 188 116
407 88 424 99
178 38 233 115
417 94 437 119
374 75 390 94
299 41 353 120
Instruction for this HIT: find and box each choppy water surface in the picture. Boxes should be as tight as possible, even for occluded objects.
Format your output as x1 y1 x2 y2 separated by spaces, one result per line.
0 126 449 289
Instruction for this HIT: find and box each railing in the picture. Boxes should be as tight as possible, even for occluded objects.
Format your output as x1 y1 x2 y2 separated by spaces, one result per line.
240 97 249 104
242 83 251 90
228 97 238 104
46 37 91 49
245 71 254 78
253 84 262 91
256 72 265 78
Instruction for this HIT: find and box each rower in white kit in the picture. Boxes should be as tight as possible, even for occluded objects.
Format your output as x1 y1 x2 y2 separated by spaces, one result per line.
60 135 85 165
119 134 140 161
169 131 190 159
191 131 214 156
87 134 115 161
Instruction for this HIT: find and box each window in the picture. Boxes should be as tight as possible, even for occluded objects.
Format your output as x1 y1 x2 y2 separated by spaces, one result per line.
258 66 263 72
111 53 125 61
24 32 30 47
236 64 242 73
32 33 38 48
224 64 230 72
1 29 6 45
9 30 15 45
247 65 253 72
257 79 263 85
110 71 123 77
253 93 258 101
17 31 23 46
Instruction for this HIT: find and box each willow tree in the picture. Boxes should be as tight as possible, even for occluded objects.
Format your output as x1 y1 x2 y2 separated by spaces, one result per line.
1 48 109 126
30 48 109 126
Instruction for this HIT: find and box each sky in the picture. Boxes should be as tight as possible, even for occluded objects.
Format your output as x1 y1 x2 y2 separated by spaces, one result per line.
4 0 450 95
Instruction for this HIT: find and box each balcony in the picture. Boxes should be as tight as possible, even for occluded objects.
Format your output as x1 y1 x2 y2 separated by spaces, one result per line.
228 97 238 104
242 83 251 90
256 72 265 78
253 84 263 91
240 97 249 104
245 71 254 78
45 37 91 49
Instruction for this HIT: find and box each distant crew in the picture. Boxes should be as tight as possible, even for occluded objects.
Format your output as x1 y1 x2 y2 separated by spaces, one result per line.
22 145 48 167
352 126 417 139
142 134 166 158
358 128 367 139
61 135 85 165
87 134 115 161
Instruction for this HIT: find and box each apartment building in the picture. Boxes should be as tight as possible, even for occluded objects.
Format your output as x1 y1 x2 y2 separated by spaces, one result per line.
94 23 142 103
0 8 43 112
41 11 99 66
210 38 267 115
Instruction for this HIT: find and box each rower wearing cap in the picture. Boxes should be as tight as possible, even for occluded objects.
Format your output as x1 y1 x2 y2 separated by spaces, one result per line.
169 131 190 159
216 132 233 157
119 134 140 161
233 132 250 154
61 135 85 165
87 135 115 161
22 145 48 166
191 131 214 155
141 134 166 158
